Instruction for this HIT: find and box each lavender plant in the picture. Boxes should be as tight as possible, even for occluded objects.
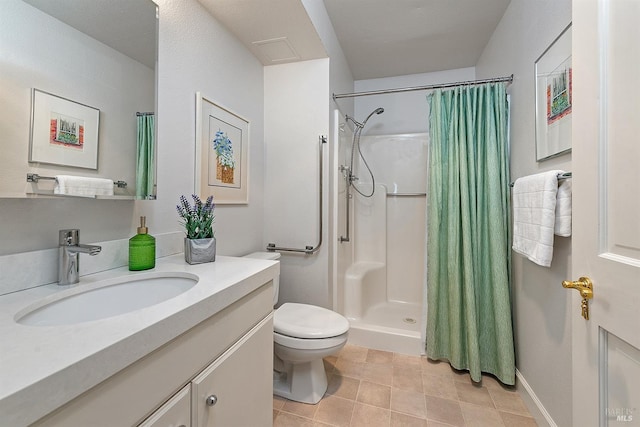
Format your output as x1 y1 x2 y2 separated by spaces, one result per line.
176 194 215 239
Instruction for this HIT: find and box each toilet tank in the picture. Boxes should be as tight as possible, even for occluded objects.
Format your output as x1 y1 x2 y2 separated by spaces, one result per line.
243 251 281 306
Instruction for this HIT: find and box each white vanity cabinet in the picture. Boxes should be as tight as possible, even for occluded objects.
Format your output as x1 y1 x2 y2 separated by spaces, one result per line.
191 314 273 427
138 314 273 427
31 282 274 427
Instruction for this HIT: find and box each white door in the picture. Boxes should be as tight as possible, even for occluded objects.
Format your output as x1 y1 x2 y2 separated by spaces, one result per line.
572 0 640 425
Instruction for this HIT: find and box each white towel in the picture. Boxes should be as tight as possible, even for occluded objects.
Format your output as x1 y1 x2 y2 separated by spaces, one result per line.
554 178 572 237
54 175 114 197
512 170 564 267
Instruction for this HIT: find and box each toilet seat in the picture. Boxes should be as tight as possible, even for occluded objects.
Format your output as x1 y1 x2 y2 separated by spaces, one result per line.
274 331 348 350
274 303 350 339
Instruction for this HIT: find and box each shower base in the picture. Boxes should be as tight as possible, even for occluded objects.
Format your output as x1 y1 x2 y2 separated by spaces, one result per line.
346 301 423 356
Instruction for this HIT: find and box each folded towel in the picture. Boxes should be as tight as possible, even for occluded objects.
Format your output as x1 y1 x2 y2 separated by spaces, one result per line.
554 178 572 237
54 175 114 197
512 170 564 267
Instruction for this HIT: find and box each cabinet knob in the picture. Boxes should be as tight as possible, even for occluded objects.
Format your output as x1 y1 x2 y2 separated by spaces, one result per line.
206 394 218 406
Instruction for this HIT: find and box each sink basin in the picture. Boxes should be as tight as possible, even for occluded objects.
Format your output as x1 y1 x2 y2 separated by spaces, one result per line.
16 272 199 326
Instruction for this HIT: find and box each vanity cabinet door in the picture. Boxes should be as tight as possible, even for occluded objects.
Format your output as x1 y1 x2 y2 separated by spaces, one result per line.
191 314 273 427
138 384 191 427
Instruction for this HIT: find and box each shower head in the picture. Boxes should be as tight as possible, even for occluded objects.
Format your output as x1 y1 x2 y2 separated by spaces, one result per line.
348 107 384 129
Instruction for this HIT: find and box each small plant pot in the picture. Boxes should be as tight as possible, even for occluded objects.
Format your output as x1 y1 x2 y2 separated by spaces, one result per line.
184 237 216 264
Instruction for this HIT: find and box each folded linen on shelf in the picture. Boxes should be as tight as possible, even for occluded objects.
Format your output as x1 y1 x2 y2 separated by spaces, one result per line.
54 175 114 197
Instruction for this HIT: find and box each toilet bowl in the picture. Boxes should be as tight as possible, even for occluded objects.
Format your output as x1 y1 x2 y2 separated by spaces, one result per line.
244 252 350 404
274 302 349 403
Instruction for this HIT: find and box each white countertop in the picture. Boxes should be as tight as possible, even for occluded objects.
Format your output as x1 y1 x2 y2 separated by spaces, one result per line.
0 254 278 427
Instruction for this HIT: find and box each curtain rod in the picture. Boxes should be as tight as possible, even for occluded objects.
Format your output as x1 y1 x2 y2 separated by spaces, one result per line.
332 74 514 100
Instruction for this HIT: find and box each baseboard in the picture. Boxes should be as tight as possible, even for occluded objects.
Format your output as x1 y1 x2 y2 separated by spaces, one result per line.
515 368 557 427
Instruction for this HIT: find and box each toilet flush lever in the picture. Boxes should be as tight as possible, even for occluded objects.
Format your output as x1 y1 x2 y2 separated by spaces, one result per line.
562 277 594 320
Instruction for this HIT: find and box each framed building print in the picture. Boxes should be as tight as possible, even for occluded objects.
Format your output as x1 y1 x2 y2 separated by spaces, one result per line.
535 24 572 161
29 89 100 169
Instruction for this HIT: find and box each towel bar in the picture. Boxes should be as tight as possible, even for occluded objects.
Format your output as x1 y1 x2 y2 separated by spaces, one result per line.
27 173 127 188
387 192 426 197
509 172 571 187
267 136 326 255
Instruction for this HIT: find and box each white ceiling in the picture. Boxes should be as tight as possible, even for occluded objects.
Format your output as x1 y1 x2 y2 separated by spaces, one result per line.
22 0 511 80
323 0 511 79
198 0 328 64
202 0 511 80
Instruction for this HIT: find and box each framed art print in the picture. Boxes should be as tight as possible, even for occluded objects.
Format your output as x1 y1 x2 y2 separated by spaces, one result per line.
535 24 572 161
29 89 100 169
195 93 249 204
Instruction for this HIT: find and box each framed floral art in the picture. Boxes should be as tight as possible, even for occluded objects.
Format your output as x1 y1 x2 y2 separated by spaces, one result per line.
195 93 249 204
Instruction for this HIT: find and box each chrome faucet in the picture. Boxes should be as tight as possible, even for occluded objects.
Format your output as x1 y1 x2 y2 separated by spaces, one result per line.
58 229 102 285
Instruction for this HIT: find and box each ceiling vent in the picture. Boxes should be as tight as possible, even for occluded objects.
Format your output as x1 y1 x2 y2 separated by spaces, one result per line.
252 37 300 63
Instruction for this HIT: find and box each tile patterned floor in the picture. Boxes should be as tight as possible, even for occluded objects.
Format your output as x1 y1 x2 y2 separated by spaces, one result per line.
273 344 538 427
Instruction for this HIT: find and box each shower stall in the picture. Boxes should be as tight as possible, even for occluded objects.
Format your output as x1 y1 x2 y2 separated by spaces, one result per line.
333 109 428 355
330 74 513 359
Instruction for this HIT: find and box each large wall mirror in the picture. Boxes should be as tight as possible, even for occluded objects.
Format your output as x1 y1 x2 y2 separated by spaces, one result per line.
0 0 158 199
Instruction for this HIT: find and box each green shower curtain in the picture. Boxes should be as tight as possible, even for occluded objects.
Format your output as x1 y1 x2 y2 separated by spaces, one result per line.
426 83 514 385
136 114 155 199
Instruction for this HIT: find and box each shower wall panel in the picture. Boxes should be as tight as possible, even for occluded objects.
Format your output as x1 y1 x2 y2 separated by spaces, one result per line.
386 196 425 303
357 133 428 305
357 133 428 194
353 186 386 264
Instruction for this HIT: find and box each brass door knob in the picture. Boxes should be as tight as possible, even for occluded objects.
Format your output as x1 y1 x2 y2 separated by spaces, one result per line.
562 277 594 320
562 277 594 300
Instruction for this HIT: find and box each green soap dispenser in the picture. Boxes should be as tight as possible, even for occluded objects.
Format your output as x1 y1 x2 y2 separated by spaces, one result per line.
129 216 156 271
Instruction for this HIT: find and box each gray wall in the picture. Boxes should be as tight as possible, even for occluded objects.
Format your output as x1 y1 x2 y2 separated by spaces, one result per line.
476 1 573 426
263 60 330 308
353 67 475 136
147 0 265 257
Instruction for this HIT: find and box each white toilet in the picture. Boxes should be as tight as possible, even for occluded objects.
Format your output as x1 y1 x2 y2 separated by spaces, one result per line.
244 252 350 404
